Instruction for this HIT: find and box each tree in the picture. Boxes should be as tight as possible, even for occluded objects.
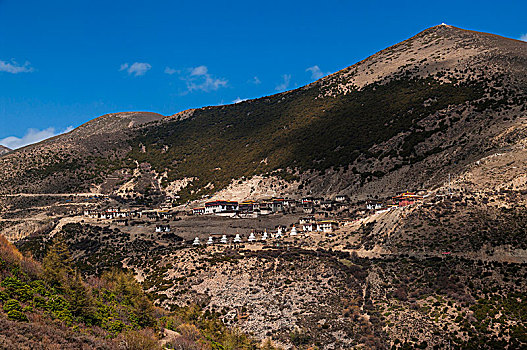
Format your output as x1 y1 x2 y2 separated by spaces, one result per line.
42 235 73 290
66 271 96 324
102 269 156 328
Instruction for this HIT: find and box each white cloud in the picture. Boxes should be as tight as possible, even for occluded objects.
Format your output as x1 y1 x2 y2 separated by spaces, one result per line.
232 97 248 104
306 65 326 80
0 126 74 149
119 62 151 76
127 62 152 76
183 65 228 92
190 65 208 76
250 76 261 85
0 60 34 74
275 74 291 91
164 67 179 75
520 33 527 42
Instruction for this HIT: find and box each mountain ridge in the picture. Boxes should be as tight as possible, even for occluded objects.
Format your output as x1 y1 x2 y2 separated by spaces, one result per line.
0 25 525 203
168 25 525 120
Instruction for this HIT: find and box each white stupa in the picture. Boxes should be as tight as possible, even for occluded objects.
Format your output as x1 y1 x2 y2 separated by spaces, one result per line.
220 235 228 244
207 236 214 245
248 231 256 242
234 233 242 243
262 230 268 241
290 226 298 236
192 237 200 246
276 227 283 238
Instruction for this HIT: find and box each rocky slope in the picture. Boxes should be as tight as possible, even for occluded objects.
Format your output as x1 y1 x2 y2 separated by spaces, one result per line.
16 221 527 349
0 112 164 194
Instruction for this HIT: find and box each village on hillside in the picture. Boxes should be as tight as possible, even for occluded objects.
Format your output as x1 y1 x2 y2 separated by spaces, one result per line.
81 191 426 245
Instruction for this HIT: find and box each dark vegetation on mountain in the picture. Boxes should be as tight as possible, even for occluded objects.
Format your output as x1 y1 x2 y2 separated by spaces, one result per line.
394 201 527 253
17 223 177 278
127 76 487 202
369 256 527 349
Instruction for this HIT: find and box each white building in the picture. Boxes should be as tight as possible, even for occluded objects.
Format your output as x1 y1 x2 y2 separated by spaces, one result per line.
114 210 130 218
155 225 170 233
83 209 99 218
299 216 314 225
366 202 383 210
192 207 205 215
284 199 297 207
302 223 314 232
316 220 338 233
204 200 239 214
335 195 349 202
100 212 114 220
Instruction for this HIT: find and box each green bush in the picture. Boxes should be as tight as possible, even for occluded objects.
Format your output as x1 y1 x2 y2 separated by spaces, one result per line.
32 295 47 309
103 319 127 334
7 309 28 322
1 276 23 297
3 299 22 313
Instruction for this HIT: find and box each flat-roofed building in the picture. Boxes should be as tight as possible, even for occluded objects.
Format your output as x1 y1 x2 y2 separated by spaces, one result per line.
204 200 239 214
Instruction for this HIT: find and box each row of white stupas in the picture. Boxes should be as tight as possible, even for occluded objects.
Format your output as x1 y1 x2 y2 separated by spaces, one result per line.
192 226 298 246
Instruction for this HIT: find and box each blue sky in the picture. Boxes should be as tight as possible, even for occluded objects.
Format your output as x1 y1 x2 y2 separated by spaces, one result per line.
0 0 526 148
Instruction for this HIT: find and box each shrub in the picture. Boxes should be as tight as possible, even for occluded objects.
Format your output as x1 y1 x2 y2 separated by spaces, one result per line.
103 319 127 334
6 309 28 322
0 236 23 266
118 329 161 350
1 276 23 298
166 336 201 350
42 236 73 288
3 299 21 313
177 323 201 342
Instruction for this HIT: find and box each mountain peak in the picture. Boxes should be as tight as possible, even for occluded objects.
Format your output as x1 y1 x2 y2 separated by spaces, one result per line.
316 24 527 95
69 111 165 138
